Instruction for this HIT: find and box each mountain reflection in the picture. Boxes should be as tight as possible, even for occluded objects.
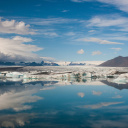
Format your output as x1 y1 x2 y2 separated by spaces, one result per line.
101 80 128 90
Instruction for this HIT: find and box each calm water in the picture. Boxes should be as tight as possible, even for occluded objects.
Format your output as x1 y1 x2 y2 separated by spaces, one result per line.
0 79 128 128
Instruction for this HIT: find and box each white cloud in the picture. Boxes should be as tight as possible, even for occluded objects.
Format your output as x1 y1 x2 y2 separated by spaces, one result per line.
38 29 59 37
42 32 58 37
88 30 95 33
30 18 79 26
77 37 123 44
71 0 92 2
79 102 123 109
77 92 85 98
0 36 43 62
92 91 102 96
71 0 128 13
61 10 69 12
110 48 122 51
97 0 128 13
13 36 33 42
65 32 76 36
77 49 84 54
104 35 128 41
0 18 36 35
87 15 128 28
92 51 102 56
86 14 128 32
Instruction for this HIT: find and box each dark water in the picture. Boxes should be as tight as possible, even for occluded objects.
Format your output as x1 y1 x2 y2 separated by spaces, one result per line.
0 79 128 128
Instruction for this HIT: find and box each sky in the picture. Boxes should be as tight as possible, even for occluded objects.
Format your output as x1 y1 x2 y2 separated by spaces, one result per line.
0 0 128 62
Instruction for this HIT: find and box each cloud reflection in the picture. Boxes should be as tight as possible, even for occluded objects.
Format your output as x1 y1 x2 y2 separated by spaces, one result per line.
90 119 128 128
0 83 45 111
0 113 36 128
92 91 102 96
77 92 85 98
79 102 124 109
112 95 122 99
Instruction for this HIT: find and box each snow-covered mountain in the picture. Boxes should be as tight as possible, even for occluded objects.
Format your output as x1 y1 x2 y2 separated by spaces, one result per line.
55 61 104 66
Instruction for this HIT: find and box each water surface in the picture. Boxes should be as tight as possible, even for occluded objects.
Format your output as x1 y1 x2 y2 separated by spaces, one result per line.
0 79 128 128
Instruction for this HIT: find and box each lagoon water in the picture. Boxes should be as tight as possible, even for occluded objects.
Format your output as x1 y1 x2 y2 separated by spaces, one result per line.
0 79 128 128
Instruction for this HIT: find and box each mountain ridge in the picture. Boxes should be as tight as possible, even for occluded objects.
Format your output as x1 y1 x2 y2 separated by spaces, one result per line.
99 56 128 67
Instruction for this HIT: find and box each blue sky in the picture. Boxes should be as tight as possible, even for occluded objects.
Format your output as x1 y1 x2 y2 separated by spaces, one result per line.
0 0 128 62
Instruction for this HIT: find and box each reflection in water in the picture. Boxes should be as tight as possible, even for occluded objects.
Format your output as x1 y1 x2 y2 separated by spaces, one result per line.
77 92 85 98
0 90 42 111
85 117 128 128
0 113 36 128
92 90 102 96
0 77 128 128
0 82 44 111
78 102 124 109
101 80 128 90
112 95 122 99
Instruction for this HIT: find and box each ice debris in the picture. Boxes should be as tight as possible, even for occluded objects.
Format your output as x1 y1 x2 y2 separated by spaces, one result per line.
0 67 128 85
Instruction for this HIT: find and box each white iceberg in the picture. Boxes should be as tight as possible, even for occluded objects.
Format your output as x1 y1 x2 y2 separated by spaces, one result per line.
113 73 128 84
6 72 23 78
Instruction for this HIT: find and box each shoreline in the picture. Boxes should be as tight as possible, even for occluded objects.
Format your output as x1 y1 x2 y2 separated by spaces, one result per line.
0 66 23 72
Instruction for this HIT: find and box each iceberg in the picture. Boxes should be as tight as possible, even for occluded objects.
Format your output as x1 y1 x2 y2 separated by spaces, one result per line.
112 73 128 84
6 72 23 78
0 72 6 78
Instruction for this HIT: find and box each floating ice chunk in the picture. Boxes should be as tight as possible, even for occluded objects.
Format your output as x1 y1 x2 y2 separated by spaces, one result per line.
6 72 23 78
113 78 128 84
113 73 128 84
0 72 6 78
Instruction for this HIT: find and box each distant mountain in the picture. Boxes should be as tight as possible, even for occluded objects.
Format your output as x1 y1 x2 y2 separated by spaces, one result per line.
0 61 15 66
99 56 128 67
68 62 86 66
0 61 59 66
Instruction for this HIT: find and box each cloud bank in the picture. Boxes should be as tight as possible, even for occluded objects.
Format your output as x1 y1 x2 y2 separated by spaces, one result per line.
0 36 43 62
87 15 128 32
0 18 36 35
